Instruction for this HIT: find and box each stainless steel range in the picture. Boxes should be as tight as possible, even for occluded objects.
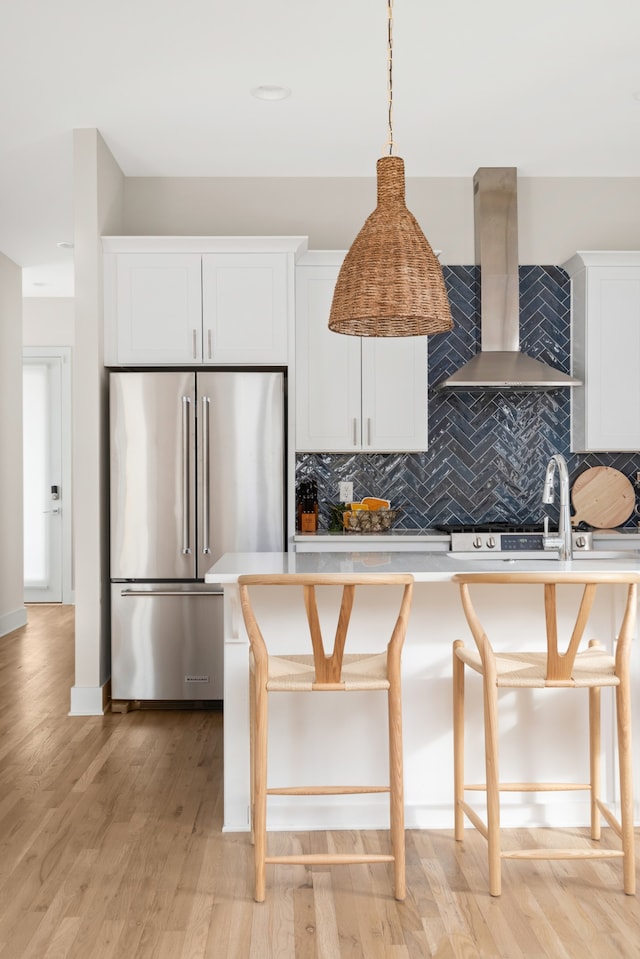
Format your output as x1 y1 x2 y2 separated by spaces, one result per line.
439 524 593 558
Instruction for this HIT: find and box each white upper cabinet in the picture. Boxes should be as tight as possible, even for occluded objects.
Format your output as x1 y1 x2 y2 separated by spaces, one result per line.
564 251 640 451
103 237 307 367
105 253 203 365
201 254 288 364
295 252 428 452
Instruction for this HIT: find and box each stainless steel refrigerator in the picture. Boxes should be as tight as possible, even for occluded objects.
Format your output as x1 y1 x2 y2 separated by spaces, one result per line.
109 370 285 703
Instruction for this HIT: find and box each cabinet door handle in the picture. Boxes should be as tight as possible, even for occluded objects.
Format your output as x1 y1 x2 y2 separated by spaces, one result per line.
192 329 197 360
367 417 372 446
181 396 192 554
207 329 213 360
353 418 358 446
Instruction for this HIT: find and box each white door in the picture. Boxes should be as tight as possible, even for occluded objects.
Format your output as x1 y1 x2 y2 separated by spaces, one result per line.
23 348 72 603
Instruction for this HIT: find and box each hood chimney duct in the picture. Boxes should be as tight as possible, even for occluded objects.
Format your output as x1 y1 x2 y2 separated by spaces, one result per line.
475 167 520 352
436 167 581 390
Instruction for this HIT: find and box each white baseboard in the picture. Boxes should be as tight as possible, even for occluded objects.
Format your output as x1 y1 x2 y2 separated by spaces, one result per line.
223 797 638 834
0 606 27 637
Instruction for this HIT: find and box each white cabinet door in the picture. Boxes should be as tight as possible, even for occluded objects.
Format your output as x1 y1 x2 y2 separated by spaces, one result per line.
565 253 640 451
110 253 203 365
584 267 640 450
295 263 361 451
362 337 428 451
202 254 288 364
295 255 429 452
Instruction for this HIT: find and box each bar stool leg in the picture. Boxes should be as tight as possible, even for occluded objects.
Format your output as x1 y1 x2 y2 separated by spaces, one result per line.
588 685 601 841
483 678 501 897
388 678 406 900
253 681 268 903
452 642 465 841
616 679 636 895
249 663 256 846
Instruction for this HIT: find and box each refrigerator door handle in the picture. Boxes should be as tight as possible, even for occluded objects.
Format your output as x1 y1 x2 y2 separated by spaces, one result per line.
119 588 224 597
202 395 211 555
181 396 192 554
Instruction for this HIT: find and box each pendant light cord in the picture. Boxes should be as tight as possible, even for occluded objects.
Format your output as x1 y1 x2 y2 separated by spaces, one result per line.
386 0 394 156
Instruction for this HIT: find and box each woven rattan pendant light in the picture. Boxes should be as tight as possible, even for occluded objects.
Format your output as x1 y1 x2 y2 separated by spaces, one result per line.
328 0 453 337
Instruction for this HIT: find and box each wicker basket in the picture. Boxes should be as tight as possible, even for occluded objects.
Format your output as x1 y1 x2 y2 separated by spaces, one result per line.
342 508 402 533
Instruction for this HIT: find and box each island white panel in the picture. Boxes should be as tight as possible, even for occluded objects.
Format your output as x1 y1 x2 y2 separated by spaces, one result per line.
209 552 640 832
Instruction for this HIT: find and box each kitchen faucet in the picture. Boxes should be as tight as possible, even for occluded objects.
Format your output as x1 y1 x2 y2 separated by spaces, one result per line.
541 453 572 560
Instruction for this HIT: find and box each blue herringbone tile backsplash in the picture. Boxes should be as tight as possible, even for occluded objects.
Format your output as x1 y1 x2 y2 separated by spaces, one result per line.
296 266 640 530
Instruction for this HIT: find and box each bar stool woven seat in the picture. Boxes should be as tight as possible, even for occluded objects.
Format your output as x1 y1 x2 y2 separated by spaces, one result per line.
265 651 390 690
454 644 619 687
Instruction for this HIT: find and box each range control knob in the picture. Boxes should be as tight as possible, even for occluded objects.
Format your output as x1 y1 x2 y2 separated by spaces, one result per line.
472 536 483 549
487 536 496 549
575 535 587 549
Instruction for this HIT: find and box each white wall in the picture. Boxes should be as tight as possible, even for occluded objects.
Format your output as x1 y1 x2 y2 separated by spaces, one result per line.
22 298 74 346
123 175 640 265
0 253 26 636
70 129 124 715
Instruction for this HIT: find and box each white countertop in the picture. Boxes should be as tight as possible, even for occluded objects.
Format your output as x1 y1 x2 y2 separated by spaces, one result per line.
293 528 640 554
294 529 450 543
294 528 640 542
205 550 640 584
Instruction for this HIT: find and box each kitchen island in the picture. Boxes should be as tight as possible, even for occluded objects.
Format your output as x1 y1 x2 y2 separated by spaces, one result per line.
205 550 640 833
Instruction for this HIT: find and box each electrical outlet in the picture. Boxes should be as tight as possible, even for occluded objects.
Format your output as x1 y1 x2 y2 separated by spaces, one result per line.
339 481 353 503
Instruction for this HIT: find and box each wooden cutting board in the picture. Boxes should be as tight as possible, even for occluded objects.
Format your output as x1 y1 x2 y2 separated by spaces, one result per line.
571 466 636 528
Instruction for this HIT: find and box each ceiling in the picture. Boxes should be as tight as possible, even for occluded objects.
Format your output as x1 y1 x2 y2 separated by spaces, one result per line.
3 0 640 297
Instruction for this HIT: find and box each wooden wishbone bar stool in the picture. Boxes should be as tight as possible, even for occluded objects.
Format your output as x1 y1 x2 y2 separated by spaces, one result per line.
452 570 640 897
238 572 414 902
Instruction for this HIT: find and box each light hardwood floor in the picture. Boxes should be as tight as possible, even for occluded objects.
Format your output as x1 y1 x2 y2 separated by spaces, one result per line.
2 605 640 958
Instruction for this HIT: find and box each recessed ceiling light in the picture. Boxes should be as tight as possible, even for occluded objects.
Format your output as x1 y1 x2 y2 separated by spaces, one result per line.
56 241 74 249
251 85 291 101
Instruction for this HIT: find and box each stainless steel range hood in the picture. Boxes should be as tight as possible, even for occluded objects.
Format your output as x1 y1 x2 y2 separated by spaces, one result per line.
436 167 580 390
